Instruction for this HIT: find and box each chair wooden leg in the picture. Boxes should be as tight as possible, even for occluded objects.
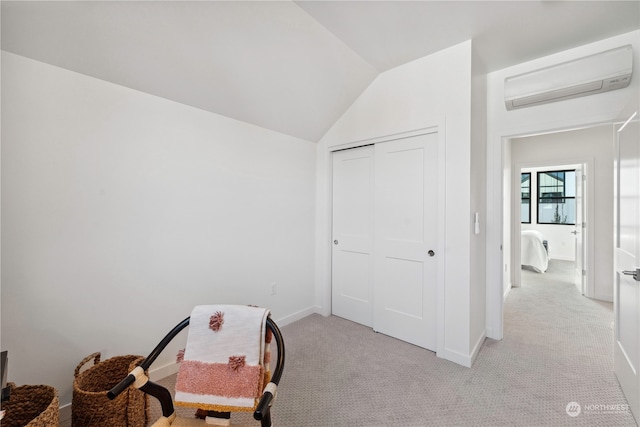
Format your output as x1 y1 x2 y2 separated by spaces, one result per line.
260 411 271 427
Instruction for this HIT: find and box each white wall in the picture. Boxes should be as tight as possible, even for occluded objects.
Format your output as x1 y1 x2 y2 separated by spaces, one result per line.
512 126 614 301
1 52 317 406
469 45 487 358
486 30 640 340
316 40 485 367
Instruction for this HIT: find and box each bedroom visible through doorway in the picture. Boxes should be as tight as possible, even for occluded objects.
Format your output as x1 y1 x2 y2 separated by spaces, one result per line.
518 165 585 295
507 124 616 303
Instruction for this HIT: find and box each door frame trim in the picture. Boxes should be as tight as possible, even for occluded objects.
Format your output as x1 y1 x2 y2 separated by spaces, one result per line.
513 158 594 297
487 118 616 341
326 120 447 357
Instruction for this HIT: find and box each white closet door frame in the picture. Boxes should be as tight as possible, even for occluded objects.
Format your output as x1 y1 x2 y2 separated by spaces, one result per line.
328 122 447 357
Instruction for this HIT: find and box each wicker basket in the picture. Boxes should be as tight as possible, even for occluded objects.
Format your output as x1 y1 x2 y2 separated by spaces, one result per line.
72 352 149 427
1 383 59 427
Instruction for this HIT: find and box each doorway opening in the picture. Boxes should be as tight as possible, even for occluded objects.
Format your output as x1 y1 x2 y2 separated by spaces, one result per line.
515 163 586 295
502 124 615 317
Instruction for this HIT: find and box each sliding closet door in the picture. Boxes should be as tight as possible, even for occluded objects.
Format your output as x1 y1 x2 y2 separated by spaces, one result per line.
331 146 374 327
373 133 438 351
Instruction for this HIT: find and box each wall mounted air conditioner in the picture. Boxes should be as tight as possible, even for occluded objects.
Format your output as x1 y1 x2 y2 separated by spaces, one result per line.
504 45 633 110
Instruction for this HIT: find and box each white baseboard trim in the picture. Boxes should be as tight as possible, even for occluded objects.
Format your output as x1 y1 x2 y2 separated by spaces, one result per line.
314 304 331 317
150 360 181 381
440 331 486 368
441 347 473 368
549 256 575 262
592 293 613 303
503 285 511 300
59 403 71 424
485 327 497 340
276 306 315 327
470 330 486 367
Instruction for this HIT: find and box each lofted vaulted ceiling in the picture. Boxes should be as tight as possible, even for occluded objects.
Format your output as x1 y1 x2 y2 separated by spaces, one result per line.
2 1 639 142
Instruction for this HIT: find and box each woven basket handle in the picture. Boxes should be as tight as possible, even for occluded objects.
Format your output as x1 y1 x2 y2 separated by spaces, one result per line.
74 352 101 378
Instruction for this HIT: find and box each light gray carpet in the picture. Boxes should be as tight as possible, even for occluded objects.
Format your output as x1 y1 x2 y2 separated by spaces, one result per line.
148 260 636 426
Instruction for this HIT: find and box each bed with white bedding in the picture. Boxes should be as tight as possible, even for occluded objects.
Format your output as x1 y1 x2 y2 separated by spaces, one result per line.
521 230 550 273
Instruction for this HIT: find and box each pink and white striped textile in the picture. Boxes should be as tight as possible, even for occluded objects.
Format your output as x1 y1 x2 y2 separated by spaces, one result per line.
174 305 270 411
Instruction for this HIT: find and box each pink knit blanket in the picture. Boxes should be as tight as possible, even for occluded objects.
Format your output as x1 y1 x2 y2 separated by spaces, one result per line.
174 305 270 411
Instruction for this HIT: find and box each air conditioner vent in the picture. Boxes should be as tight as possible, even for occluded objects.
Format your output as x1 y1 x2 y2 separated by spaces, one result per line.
505 45 633 110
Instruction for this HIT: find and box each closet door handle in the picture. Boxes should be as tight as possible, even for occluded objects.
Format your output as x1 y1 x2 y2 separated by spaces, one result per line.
428 250 435 257
622 268 640 281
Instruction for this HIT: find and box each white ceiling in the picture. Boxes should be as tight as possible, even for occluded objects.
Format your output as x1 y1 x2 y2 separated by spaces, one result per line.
2 1 639 142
